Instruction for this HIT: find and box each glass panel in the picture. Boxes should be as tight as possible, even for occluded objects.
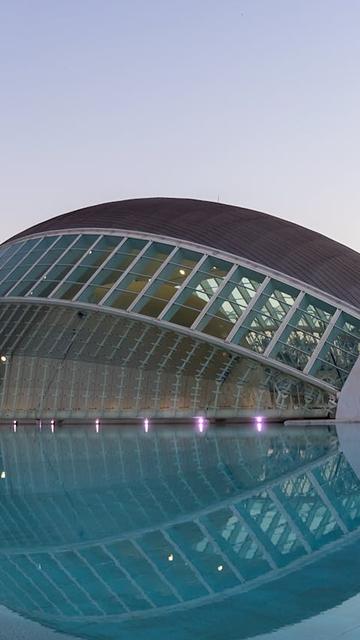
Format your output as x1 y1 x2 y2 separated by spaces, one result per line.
5 236 77 297
77 238 147 304
312 358 348 389
0 237 59 296
0 241 37 286
273 297 335 371
311 313 360 388
133 248 202 318
53 236 121 301
163 257 231 327
0 242 22 269
106 243 173 311
233 282 298 353
198 267 264 339
27 235 95 298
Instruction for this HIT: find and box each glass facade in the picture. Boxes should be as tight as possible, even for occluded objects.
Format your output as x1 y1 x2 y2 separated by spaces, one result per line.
0 232 359 392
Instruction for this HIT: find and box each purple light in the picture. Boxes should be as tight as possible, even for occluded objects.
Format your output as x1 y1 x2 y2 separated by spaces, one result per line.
144 418 149 433
255 416 264 432
196 416 207 433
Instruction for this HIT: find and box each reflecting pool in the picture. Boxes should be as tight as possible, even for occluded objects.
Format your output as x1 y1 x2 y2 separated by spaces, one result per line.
0 423 360 639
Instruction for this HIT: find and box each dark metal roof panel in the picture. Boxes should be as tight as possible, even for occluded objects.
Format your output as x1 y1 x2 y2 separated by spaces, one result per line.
5 197 360 308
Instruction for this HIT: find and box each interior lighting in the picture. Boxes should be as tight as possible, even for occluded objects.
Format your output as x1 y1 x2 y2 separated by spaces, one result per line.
255 416 264 432
217 565 223 572
0 471 6 479
50 419 55 433
179 269 186 276
0 355 7 363
144 418 149 433
95 418 100 433
168 553 174 562
13 420 17 432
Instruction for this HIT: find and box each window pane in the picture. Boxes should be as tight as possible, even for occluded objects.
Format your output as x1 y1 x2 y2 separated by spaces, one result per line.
233 282 298 354
133 249 202 317
273 297 335 371
27 235 95 298
197 267 264 339
0 237 59 296
53 236 123 301
6 236 77 297
77 238 147 304
163 257 232 327
0 241 37 285
105 243 173 310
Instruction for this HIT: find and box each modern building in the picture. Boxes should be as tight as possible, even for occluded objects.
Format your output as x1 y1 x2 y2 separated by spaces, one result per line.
0 197 359 421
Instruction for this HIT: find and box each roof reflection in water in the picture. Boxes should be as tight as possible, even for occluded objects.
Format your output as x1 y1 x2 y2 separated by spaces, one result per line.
0 424 359 639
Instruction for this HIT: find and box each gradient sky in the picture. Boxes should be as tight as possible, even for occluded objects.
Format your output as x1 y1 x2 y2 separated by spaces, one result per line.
1 0 359 249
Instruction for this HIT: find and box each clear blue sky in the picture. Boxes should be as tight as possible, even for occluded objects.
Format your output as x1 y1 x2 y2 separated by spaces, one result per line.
1 0 359 249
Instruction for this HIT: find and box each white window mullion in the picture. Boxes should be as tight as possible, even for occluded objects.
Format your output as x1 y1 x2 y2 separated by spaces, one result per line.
100 240 153 305
0 237 44 288
50 235 102 298
5 235 62 297
158 253 208 321
303 308 342 375
127 245 178 312
191 262 238 330
263 290 305 358
226 276 271 343
72 236 128 301
23 235 81 297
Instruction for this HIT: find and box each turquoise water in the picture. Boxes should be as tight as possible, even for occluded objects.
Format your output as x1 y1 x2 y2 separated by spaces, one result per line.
0 423 359 639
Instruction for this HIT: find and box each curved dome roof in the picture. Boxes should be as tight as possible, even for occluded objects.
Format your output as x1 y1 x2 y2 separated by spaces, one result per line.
6 197 360 308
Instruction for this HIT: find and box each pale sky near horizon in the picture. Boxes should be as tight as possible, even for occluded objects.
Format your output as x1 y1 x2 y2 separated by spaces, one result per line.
1 0 359 250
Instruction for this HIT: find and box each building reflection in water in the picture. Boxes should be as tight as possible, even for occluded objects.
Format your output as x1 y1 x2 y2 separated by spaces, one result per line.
0 424 359 639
